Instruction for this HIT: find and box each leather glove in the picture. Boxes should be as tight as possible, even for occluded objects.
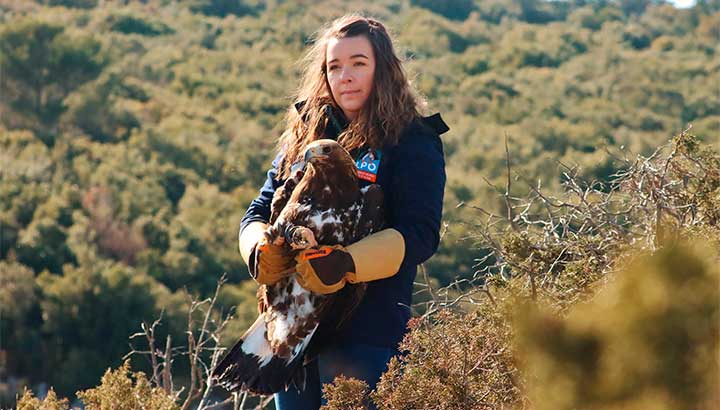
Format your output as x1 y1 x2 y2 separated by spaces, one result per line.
249 237 296 285
295 229 405 294
240 221 295 285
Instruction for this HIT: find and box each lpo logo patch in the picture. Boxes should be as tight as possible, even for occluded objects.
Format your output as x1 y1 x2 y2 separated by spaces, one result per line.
355 149 382 183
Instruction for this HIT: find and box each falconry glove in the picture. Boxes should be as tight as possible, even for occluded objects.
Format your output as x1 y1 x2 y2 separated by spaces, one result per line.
240 221 295 285
295 228 406 294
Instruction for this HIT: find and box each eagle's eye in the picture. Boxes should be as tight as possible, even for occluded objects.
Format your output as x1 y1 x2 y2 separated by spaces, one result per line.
322 146 332 154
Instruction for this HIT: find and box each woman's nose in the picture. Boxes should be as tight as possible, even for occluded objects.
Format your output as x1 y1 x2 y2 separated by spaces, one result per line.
340 68 353 83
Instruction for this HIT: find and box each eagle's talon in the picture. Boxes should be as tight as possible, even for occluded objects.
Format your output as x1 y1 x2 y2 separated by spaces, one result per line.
264 225 287 247
288 226 317 250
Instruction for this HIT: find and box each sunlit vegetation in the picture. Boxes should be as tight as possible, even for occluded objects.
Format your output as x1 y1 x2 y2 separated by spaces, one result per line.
1 0 718 406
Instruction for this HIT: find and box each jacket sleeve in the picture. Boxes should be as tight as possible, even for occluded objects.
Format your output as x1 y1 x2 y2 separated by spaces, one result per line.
389 133 446 268
239 152 284 235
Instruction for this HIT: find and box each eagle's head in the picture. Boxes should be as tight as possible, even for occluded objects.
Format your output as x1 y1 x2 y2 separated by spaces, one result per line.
298 139 359 207
302 139 355 172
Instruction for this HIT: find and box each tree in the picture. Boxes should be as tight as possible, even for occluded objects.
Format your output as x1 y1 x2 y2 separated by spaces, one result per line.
0 19 104 138
62 73 141 143
44 0 98 8
36 262 166 396
410 0 475 21
188 0 258 17
0 261 42 387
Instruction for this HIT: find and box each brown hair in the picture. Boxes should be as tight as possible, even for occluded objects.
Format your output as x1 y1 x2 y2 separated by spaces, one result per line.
276 14 424 180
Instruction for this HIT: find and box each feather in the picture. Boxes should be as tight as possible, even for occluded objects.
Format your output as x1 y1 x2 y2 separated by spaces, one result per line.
213 140 385 395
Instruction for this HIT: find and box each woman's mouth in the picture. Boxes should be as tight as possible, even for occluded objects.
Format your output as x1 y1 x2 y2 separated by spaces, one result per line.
341 90 361 96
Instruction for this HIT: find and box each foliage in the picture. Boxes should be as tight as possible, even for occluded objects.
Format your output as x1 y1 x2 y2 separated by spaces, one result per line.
16 388 69 410
35 262 167 394
457 132 720 314
371 309 520 409
62 73 142 143
43 0 97 9
514 244 720 410
1 0 718 403
15 364 177 409
76 360 178 410
0 18 104 136
0 262 41 388
322 132 720 408
106 13 174 36
409 0 474 21
0 261 36 319
321 375 369 410
187 0 261 18
124 275 237 410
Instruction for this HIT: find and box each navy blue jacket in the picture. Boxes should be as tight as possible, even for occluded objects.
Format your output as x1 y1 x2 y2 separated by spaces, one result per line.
240 114 448 348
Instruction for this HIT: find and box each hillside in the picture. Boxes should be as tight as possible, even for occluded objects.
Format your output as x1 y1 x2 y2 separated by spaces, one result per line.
1 0 718 402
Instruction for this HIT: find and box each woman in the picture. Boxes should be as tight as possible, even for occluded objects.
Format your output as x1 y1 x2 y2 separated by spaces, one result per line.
238 14 448 409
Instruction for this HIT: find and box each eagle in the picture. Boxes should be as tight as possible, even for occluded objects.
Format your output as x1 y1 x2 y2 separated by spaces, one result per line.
212 139 385 395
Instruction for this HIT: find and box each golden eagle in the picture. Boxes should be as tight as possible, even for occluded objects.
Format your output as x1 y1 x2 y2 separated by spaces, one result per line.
213 139 385 394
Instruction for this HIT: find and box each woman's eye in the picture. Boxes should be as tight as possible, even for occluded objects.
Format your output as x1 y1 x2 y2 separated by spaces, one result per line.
354 62 366 66
328 65 339 71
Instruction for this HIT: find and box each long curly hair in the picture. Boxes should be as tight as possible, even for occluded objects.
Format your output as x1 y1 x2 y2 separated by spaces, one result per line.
276 14 424 180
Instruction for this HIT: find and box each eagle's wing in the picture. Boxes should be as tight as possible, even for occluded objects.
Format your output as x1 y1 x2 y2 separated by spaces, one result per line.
270 169 304 225
214 143 387 395
353 184 385 241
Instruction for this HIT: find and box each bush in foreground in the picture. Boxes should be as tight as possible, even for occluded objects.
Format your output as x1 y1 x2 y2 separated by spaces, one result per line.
515 243 719 410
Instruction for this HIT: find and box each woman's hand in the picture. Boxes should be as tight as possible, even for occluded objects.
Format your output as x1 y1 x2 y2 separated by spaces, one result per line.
249 234 296 285
295 245 356 294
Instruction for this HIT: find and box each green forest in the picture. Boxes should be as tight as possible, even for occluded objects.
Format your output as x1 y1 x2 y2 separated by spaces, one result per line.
1 0 719 408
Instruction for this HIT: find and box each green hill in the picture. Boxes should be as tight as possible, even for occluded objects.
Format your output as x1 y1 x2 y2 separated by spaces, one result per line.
1 0 718 401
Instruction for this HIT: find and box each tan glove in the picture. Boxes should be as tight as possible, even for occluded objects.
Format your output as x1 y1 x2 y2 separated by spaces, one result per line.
239 221 295 285
294 229 405 294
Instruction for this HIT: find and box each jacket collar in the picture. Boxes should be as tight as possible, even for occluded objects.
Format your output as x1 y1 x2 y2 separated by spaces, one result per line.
420 112 449 135
293 101 348 140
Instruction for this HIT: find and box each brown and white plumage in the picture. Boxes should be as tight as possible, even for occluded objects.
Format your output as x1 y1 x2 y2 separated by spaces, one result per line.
213 139 385 395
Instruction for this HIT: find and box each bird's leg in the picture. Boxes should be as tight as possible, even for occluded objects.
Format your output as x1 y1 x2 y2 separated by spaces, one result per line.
283 225 317 250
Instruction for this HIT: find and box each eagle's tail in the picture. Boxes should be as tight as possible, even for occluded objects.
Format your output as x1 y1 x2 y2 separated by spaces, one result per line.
212 315 317 395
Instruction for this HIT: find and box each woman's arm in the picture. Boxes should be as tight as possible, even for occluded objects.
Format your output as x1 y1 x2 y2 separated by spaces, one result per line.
390 132 446 268
239 221 268 266
239 152 285 235
238 152 296 283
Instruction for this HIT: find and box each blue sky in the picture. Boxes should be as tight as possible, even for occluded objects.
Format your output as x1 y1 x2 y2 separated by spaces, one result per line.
667 0 695 8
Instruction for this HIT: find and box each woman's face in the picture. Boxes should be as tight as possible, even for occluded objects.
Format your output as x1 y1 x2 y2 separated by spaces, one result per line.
325 35 376 121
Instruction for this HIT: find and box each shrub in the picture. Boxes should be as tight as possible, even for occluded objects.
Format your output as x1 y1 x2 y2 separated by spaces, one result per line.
16 388 69 410
410 0 475 21
321 376 369 410
76 360 178 410
107 14 174 36
371 309 520 409
514 244 720 410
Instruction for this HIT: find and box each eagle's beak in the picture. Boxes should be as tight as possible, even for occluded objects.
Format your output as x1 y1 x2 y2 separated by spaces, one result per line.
303 148 313 164
303 146 328 164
